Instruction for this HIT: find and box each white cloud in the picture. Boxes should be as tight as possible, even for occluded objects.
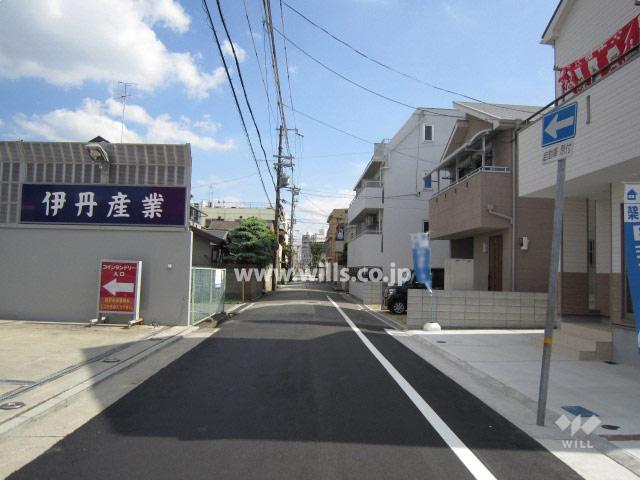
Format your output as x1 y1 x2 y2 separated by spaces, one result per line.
221 40 247 63
0 0 224 98
288 65 298 75
10 98 237 151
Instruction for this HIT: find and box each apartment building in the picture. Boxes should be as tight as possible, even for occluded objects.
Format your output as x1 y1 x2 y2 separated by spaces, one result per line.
346 108 463 303
518 0 640 366
324 208 347 265
429 102 554 293
299 231 325 269
195 201 275 227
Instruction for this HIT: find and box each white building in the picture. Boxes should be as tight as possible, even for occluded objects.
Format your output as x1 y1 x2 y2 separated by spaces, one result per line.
518 1 640 366
346 108 463 303
299 231 326 269
196 201 275 227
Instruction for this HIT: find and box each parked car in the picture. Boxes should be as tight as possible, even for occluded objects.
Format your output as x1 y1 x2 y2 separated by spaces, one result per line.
383 271 426 314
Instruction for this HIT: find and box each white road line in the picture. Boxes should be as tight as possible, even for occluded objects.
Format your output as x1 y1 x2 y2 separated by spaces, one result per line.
327 296 497 480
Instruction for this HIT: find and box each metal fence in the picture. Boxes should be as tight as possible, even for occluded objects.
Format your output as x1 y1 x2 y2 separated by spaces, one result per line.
190 267 226 325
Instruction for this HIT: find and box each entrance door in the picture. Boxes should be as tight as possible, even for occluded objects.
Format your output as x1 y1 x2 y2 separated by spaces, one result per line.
488 235 503 291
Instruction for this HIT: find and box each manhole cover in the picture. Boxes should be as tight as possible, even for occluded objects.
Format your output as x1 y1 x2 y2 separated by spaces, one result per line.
102 357 121 363
0 401 25 410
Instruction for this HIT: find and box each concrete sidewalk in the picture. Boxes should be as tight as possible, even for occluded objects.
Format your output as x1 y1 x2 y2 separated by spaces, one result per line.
0 320 208 436
391 328 640 478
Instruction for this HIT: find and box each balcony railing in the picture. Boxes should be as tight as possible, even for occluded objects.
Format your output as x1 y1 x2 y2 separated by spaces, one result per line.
435 165 510 198
351 224 381 240
354 180 383 196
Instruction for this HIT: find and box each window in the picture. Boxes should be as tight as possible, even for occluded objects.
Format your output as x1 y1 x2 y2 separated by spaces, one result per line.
422 124 434 142
423 221 430 233
423 174 432 190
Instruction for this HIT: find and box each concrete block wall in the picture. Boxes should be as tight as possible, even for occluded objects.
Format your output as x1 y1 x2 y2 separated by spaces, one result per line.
407 290 547 329
349 281 384 306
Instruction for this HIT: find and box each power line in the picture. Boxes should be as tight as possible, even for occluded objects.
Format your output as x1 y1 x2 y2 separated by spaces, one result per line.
263 0 291 151
202 0 273 208
279 0 297 132
273 25 460 118
191 172 258 190
284 104 373 144
282 1 536 115
214 0 275 188
284 104 456 167
242 0 276 155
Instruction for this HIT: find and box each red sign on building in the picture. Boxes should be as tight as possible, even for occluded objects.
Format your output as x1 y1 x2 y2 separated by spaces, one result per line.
98 260 142 316
558 15 640 94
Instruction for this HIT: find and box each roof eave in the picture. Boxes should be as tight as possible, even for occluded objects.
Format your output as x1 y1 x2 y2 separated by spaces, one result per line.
541 0 573 45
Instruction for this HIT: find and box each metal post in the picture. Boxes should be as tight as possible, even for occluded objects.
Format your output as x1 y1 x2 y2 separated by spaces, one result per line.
536 157 566 426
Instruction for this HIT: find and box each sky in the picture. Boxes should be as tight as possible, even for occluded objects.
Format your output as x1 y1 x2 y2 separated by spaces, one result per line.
0 0 560 241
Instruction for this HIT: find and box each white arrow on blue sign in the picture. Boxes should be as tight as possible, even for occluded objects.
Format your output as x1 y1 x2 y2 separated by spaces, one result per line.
542 102 578 148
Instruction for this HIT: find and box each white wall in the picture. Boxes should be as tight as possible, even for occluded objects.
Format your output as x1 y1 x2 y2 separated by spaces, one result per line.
379 109 460 277
0 227 192 325
520 17 640 199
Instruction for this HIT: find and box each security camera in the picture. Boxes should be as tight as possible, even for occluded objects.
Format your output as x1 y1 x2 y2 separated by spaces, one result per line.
84 143 110 167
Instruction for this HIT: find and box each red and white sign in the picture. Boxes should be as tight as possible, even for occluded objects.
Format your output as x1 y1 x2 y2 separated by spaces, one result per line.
98 260 142 315
559 15 639 94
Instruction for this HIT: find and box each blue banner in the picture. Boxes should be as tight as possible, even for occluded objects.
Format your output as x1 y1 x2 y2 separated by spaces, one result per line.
20 184 187 226
624 184 640 353
410 233 431 291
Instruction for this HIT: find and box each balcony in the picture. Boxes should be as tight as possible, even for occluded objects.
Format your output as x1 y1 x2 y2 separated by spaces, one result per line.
346 226 382 268
429 166 512 239
347 181 383 224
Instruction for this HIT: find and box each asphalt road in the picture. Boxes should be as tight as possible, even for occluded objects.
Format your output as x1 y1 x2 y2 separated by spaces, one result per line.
9 284 582 479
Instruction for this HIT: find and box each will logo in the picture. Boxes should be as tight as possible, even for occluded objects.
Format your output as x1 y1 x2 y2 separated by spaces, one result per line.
555 415 601 449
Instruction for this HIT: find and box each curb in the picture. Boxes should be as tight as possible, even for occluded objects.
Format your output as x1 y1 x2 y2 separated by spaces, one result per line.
0 326 199 436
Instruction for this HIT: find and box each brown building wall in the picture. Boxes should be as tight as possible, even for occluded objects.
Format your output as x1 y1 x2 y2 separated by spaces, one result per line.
561 272 590 315
514 198 554 293
596 273 610 316
451 238 474 259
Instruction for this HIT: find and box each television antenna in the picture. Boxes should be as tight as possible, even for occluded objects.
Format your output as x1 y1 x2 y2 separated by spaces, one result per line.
115 81 136 143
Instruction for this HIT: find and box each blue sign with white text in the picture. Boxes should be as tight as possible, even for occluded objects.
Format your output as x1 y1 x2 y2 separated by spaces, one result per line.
20 184 187 226
542 102 578 148
624 184 640 353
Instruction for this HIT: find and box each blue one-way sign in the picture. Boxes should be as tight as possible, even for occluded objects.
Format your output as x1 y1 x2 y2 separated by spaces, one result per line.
542 102 578 148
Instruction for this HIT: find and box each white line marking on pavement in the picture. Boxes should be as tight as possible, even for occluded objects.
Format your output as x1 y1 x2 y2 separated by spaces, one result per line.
327 296 497 480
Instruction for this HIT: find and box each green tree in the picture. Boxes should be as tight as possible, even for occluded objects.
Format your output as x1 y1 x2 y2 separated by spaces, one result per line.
309 241 325 267
226 217 276 267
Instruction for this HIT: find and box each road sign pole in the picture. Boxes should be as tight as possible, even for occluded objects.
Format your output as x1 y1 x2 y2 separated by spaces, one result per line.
536 157 566 426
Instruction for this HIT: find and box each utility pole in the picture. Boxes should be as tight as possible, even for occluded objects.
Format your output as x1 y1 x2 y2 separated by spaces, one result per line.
288 186 300 270
273 126 284 291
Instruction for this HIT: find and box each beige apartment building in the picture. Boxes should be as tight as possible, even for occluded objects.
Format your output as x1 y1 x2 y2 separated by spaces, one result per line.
324 208 347 265
429 102 554 293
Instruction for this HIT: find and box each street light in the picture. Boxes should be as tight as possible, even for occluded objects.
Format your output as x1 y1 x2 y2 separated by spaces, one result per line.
84 143 110 168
